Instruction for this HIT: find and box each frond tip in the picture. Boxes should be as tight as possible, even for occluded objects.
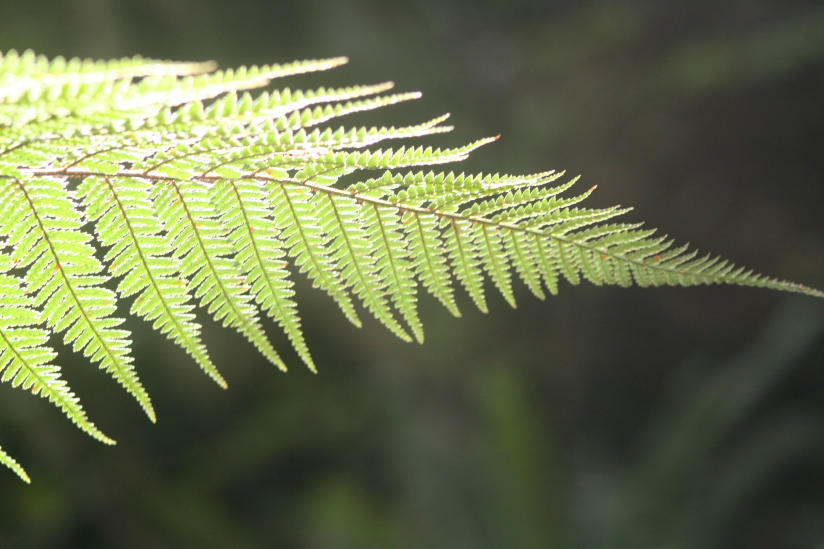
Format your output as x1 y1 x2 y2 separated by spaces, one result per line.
0 445 30 484
0 48 820 482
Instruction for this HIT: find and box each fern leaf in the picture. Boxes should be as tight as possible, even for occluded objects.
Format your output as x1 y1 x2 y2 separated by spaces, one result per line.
0 271 112 444
0 177 154 421
402 211 461 317
445 218 489 313
77 175 225 387
276 91 423 132
211 179 315 371
475 223 517 308
0 445 29 484
361 202 424 342
505 230 546 300
0 48 215 104
312 190 411 342
152 177 286 370
266 175 362 327
0 49 820 482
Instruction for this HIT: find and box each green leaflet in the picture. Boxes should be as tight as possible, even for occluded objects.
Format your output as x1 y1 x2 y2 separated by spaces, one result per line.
0 272 113 445
0 177 153 422
0 49 821 482
0 445 29 484
77 176 224 387
361 202 423 342
152 177 285 370
313 189 412 342
210 179 315 371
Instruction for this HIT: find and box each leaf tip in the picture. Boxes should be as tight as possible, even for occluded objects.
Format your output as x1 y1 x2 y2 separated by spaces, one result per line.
100 433 117 446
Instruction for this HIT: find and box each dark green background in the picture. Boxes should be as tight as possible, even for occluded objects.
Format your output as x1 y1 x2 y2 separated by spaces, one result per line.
1 1 823 547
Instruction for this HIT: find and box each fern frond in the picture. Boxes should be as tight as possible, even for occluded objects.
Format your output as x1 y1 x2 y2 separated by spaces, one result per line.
266 174 362 327
0 445 29 483
0 48 215 104
0 49 820 482
77 176 224 387
402 210 461 317
0 271 112 444
312 190 411 342
210 179 315 371
445 218 489 312
152 177 285 370
361 202 423 342
0 176 154 421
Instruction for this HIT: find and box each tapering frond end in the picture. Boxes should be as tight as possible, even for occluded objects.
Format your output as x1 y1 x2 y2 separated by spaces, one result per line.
1 49 820 484
0 446 30 484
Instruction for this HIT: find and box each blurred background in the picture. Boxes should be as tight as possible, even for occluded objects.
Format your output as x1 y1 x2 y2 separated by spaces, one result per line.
1 1 823 547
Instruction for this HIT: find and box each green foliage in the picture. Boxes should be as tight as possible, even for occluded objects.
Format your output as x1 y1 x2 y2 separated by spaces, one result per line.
0 49 820 484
